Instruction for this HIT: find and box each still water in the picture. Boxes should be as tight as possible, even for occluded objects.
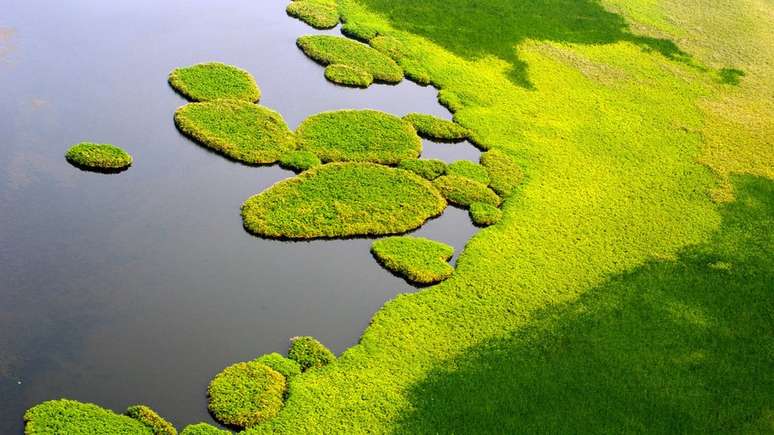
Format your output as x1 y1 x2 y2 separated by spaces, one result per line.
0 0 481 431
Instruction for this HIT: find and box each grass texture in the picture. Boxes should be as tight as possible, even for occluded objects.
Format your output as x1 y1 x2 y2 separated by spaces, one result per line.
279 151 321 173
479 149 523 198
468 202 503 226
371 236 454 284
288 337 337 371
432 175 501 207
398 158 447 180
174 100 295 165
207 361 286 428
403 113 469 142
179 423 230 435
24 399 153 434
447 160 490 185
255 353 303 380
168 62 261 102
324 64 373 87
125 405 177 435
296 35 403 83
241 162 446 239
286 0 340 29
65 142 132 171
295 110 421 164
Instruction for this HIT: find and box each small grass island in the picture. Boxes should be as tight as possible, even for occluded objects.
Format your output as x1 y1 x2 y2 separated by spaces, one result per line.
65 142 133 172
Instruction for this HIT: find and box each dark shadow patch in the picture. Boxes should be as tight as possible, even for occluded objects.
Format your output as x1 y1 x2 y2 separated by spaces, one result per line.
718 67 745 85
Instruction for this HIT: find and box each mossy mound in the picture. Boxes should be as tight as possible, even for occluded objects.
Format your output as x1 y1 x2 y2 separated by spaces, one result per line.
341 21 379 42
288 336 336 371
279 150 321 172
174 100 295 165
255 353 302 379
296 35 403 84
125 405 177 435
371 236 454 284
324 64 373 87
207 361 286 428
480 149 524 197
295 110 421 165
168 62 261 102
241 163 446 239
65 142 132 171
433 175 501 207
403 113 469 142
469 202 503 226
180 423 230 435
287 0 339 29
24 399 154 434
447 160 491 185
398 159 448 180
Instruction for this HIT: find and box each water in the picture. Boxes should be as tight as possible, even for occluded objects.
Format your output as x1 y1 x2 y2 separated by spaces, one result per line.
0 1 482 432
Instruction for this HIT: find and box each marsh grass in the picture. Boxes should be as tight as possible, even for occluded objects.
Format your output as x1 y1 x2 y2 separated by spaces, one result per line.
168 62 261 102
371 236 454 284
65 142 132 172
297 35 403 84
286 0 339 29
207 361 286 428
403 113 469 142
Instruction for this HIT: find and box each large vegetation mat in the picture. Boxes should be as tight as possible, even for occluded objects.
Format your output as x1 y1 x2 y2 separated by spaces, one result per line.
296 35 403 83
168 62 261 102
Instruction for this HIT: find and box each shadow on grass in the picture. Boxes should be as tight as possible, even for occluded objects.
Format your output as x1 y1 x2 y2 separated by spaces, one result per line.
358 0 691 87
397 175 774 433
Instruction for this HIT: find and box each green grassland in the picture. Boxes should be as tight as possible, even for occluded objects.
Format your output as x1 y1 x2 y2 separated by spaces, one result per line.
65 142 133 171
168 62 261 102
371 236 454 284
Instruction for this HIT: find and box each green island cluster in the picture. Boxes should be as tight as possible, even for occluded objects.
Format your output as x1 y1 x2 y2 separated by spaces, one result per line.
372 236 454 284
286 0 340 29
65 142 133 172
297 35 403 86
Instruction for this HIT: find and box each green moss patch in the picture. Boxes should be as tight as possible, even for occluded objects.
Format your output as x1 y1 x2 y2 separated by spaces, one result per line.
241 162 446 239
286 0 339 29
403 113 469 142
398 159 448 180
168 62 261 102
324 64 373 87
208 361 286 428
125 405 177 435
447 160 490 185
255 353 302 379
433 175 501 207
65 142 132 171
180 423 230 435
371 236 454 284
479 149 524 197
469 202 503 226
174 100 295 165
279 150 321 172
288 336 336 371
24 399 153 434
341 21 379 42
295 110 421 165
296 35 403 84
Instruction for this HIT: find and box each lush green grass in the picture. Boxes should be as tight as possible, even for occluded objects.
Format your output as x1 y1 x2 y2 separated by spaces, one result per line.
286 0 340 29
255 353 303 380
297 35 403 83
174 100 295 165
207 361 286 428
279 150 321 173
479 149 523 198
168 62 261 102
447 160 490 185
371 236 454 284
398 158 447 180
24 400 153 434
288 337 337 371
295 110 421 164
403 113 469 142
65 142 132 171
468 202 502 226
241 162 446 239
432 175 501 207
180 423 230 435
324 64 373 87
125 405 177 435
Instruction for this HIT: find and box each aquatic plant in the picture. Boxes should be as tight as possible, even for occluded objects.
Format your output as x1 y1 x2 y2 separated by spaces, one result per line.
324 64 373 87
288 336 336 371
208 361 285 428
432 175 501 207
168 62 261 102
296 35 403 84
255 353 302 379
398 158 447 180
479 149 523 197
24 399 153 434
65 142 132 171
279 150 321 172
286 0 339 29
403 113 469 142
447 160 490 185
468 202 503 226
125 405 177 435
371 236 454 284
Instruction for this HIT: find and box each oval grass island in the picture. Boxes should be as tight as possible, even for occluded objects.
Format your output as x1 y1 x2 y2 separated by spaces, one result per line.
65 142 133 172
169 62 261 102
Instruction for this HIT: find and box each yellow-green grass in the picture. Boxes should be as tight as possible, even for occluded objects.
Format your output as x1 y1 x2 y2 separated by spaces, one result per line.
295 110 421 165
447 160 490 185
468 202 502 226
371 236 454 284
180 423 230 435
296 35 403 84
403 113 469 142
341 20 379 42
288 337 336 371
479 148 524 198
255 353 303 380
286 0 340 29
279 150 321 173
125 405 177 435
207 361 286 428
398 158 447 180
24 400 153 434
324 64 373 87
65 142 132 171
433 175 500 207
174 100 295 165
168 62 261 102
241 162 446 239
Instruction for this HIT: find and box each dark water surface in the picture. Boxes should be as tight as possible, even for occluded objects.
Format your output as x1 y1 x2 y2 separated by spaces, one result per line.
0 1 481 431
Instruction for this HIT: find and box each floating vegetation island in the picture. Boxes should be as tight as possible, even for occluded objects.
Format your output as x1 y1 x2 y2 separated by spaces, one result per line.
286 0 339 29
65 142 133 172
403 113 469 142
371 236 455 284
297 35 403 85
207 361 286 428
169 62 261 102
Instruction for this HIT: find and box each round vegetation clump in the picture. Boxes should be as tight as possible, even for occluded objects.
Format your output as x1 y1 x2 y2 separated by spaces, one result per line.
255 352 302 380
448 160 491 185
295 110 421 165
403 113 469 142
175 100 295 165
296 35 403 84
168 62 261 102
371 236 454 284
469 202 503 226
180 423 230 435
65 142 132 172
288 336 336 371
480 149 524 198
433 175 501 208
286 0 339 29
398 158 448 180
279 150 321 172
324 64 373 88
24 399 153 434
125 405 177 435
207 361 286 428
241 163 447 239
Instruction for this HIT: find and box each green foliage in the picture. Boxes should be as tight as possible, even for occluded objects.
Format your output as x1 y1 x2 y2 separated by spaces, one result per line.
125 405 177 435
180 423 230 435
398 158 447 180
432 175 500 207
286 0 339 29
65 142 132 171
288 336 336 371
479 149 523 198
174 100 295 165
24 399 152 434
324 64 373 87
447 160 490 185
403 113 469 142
255 353 303 380
241 162 446 239
468 202 502 226
295 110 421 165
371 236 454 284
207 361 286 428
296 35 403 83
168 62 261 102
341 21 379 42
279 151 321 173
